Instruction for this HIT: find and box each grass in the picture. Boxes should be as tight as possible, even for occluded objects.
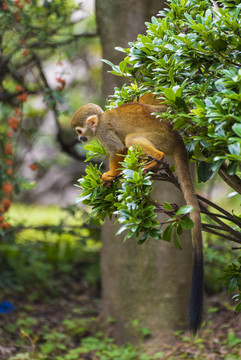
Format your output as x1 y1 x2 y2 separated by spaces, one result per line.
1 284 241 359
0 203 101 296
7 203 100 247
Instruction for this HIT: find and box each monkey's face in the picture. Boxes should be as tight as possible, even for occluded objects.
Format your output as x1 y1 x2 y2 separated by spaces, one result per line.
75 126 88 142
75 124 96 143
72 110 99 142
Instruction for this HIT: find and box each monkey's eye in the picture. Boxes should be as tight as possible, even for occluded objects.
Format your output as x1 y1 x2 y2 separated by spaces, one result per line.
76 129 82 135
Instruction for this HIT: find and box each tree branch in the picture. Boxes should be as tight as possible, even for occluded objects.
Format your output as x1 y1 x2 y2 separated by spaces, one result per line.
151 162 241 243
34 54 87 161
199 204 241 242
29 32 98 50
218 163 241 195
197 194 241 228
201 223 241 243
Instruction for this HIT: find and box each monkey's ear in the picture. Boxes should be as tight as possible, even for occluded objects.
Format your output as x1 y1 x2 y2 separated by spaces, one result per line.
87 115 98 128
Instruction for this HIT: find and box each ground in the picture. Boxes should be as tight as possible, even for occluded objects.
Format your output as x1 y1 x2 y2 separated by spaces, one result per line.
0 280 241 360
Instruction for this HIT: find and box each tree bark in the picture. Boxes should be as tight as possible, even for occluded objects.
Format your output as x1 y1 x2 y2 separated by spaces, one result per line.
101 181 193 344
96 0 165 100
96 0 194 345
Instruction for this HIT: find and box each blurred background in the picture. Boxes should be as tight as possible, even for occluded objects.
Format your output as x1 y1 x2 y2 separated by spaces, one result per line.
0 0 240 359
0 0 102 303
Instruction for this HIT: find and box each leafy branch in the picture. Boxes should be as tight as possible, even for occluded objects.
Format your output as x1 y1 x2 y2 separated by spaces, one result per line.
76 144 240 248
150 164 241 244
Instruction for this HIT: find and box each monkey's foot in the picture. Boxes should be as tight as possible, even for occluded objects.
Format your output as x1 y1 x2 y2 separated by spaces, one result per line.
144 154 164 172
101 172 118 183
147 154 164 164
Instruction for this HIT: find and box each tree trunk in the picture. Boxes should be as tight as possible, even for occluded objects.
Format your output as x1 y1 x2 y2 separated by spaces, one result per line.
101 180 193 344
96 0 165 100
96 0 194 345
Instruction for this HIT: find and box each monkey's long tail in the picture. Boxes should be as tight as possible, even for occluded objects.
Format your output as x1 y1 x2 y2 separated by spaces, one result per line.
173 148 203 334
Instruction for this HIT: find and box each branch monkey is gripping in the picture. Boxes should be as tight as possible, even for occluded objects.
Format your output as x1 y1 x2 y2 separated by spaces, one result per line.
71 99 203 333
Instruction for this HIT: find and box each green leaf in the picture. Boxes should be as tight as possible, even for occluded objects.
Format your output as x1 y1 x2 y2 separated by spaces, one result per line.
213 39 228 52
175 97 187 109
164 44 177 52
212 159 224 172
177 224 183 235
102 59 121 74
235 302 241 313
149 228 162 240
229 277 238 293
163 202 174 210
122 169 134 178
131 224 139 232
180 216 194 230
163 224 173 242
192 98 205 108
234 4 241 21
143 179 152 185
227 332 241 347
194 142 208 161
163 88 176 102
105 194 114 202
133 171 140 181
228 143 240 156
115 46 126 53
176 205 193 216
197 161 213 182
174 228 182 250
138 233 148 244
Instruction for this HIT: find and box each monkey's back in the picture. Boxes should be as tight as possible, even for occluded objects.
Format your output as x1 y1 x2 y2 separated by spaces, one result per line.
104 103 168 132
101 103 183 155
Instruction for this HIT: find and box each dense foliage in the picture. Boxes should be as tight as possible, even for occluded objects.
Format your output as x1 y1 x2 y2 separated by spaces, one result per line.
0 0 101 310
77 0 241 309
106 0 241 180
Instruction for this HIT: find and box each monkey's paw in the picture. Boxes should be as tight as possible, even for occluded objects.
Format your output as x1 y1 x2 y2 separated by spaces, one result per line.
101 172 116 183
147 154 164 164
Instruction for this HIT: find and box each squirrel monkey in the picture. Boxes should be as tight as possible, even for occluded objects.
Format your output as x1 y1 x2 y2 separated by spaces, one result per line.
71 98 203 334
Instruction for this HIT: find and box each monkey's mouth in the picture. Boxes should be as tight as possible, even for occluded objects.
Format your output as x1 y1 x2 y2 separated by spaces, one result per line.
78 136 88 142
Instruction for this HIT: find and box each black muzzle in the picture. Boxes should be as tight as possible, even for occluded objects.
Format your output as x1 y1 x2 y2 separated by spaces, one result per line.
78 136 88 142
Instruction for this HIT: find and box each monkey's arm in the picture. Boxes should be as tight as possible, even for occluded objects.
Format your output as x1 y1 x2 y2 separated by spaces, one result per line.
102 153 126 182
98 130 126 182
98 130 126 154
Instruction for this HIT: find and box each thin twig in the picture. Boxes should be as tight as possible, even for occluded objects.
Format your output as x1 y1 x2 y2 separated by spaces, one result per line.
200 208 240 225
202 224 241 244
198 194 241 226
30 32 98 49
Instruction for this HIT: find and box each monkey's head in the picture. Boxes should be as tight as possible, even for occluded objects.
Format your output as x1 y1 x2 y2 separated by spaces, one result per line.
71 103 104 142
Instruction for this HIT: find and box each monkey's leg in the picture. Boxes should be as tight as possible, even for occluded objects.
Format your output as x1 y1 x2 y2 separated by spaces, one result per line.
102 153 124 182
125 134 165 170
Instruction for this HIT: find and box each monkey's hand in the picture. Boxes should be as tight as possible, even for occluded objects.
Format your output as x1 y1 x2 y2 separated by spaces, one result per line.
101 153 124 183
101 175 113 188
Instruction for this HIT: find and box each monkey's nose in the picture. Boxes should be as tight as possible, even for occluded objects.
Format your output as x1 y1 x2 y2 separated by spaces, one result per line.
78 135 88 142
